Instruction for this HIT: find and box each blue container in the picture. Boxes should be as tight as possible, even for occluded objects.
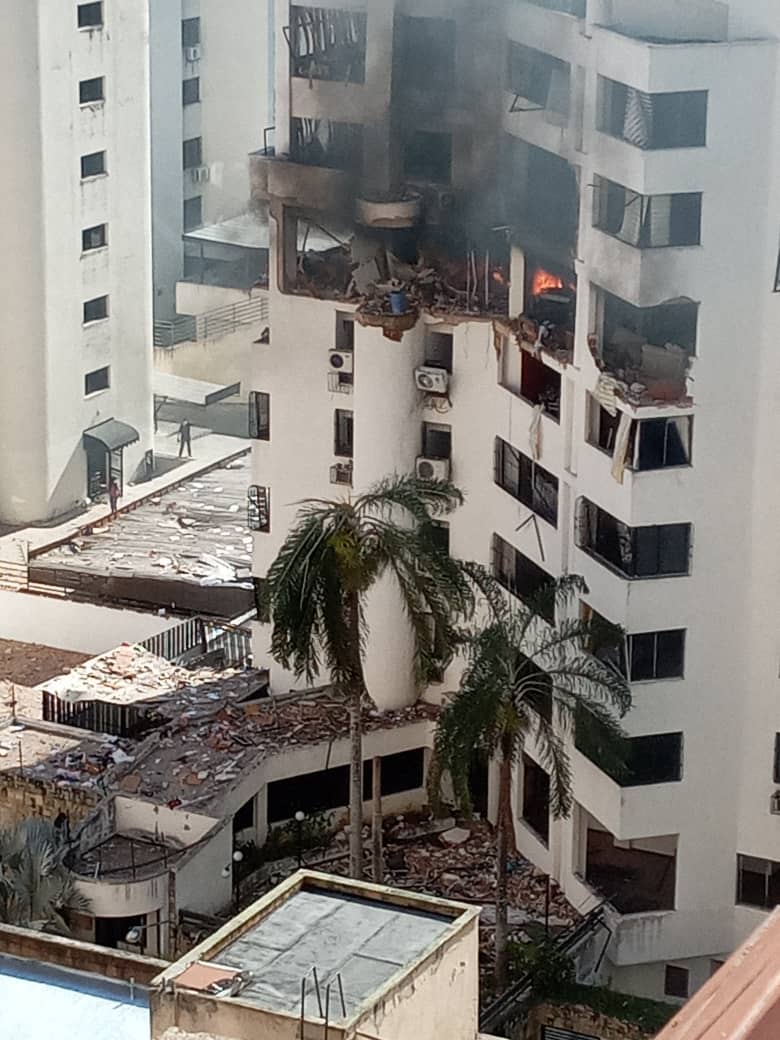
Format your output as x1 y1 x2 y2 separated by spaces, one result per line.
390 289 407 315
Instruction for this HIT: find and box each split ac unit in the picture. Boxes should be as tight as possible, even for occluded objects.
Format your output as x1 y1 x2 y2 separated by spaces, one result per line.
329 350 353 374
415 366 449 393
191 166 210 183
185 45 201 62
416 457 451 481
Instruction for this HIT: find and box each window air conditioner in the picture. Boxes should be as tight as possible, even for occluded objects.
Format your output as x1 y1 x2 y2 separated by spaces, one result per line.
185 46 201 62
416 457 451 481
329 350 353 374
415 366 449 393
330 463 353 486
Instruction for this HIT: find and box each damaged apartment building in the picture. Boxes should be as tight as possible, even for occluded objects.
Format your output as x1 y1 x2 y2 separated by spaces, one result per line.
245 0 780 1007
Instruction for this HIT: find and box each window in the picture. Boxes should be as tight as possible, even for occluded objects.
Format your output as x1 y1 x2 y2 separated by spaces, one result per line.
773 734 780 784
424 331 453 373
291 118 364 172
83 295 108 323
182 77 200 105
664 965 689 999
247 486 270 532
396 16 455 89
491 533 555 623
629 630 685 681
82 224 107 252
84 366 110 395
494 437 558 526
290 6 367 83
248 392 270 440
335 312 355 351
521 755 550 844
183 196 202 233
599 78 707 150
626 733 683 786
593 177 702 248
404 130 452 184
576 498 691 578
77 2 103 28
183 137 203 170
737 855 780 910
181 17 201 47
79 77 104 104
587 399 693 470
334 409 354 458
427 521 450 556
422 422 451 460
81 150 106 178
506 42 570 117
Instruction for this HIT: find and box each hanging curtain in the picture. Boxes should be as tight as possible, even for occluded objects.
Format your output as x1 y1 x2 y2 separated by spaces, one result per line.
619 190 643 245
545 66 570 125
623 88 654 148
647 194 673 247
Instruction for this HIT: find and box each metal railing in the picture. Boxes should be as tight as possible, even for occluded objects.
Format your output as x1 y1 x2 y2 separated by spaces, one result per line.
141 615 253 668
153 295 269 348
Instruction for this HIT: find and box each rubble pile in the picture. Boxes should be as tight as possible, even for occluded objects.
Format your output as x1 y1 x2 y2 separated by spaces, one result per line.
494 315 574 366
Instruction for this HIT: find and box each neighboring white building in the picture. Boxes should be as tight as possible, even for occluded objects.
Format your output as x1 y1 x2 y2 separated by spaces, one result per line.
150 0 274 323
0 0 154 525
248 0 780 1006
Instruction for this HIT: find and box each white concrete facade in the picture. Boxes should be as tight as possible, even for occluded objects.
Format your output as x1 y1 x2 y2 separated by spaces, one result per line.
0 0 154 525
249 0 780 1005
150 0 273 322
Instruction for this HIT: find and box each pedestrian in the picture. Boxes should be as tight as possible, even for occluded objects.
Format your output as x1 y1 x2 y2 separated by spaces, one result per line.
108 478 120 513
178 419 192 458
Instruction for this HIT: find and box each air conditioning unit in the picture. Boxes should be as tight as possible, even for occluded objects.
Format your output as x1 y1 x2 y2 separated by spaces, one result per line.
191 166 210 183
185 45 201 62
329 350 353 374
330 462 353 486
771 790 780 815
416 457 451 481
415 366 449 393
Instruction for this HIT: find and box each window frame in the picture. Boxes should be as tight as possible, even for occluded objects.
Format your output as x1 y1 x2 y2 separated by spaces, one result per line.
248 391 270 441
664 965 690 1000
183 137 203 170
183 196 202 233
84 366 110 395
736 854 780 910
334 409 354 458
181 17 201 48
81 151 107 179
628 629 686 682
83 295 109 324
79 76 105 105
491 533 555 624
422 422 452 460
624 732 683 786
577 498 692 579
77 2 103 29
592 175 702 249
494 436 559 526
81 224 107 253
182 77 201 106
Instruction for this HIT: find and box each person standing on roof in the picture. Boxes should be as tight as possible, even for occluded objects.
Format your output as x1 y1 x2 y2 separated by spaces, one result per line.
108 478 120 513
178 419 192 458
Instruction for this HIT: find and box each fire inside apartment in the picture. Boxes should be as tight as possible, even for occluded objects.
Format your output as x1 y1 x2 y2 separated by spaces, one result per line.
246 0 780 1005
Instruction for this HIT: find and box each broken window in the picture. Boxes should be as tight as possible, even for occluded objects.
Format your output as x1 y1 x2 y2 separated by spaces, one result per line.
334 409 354 457
593 176 702 248
494 437 559 526
521 754 550 844
507 42 570 120
248 391 270 440
424 331 453 373
603 290 698 359
628 630 685 681
581 603 628 677
737 855 780 910
520 353 561 420
248 485 271 532
504 138 579 252
587 398 692 470
491 533 555 623
289 6 367 84
396 16 456 89
422 422 451 460
403 130 452 184
291 118 363 171
576 498 691 578
599 78 708 150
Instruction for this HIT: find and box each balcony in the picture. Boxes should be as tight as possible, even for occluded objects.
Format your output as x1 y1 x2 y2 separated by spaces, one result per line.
575 497 691 580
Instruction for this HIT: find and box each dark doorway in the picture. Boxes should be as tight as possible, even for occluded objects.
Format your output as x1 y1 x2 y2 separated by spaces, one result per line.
468 750 489 817
95 913 145 950
86 442 108 499
522 754 550 843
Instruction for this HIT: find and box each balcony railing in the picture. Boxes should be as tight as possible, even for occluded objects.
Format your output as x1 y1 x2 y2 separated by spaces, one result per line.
153 295 268 348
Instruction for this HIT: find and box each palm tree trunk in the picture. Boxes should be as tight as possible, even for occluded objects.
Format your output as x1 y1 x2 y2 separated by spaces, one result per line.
372 756 383 883
494 748 514 990
346 589 364 880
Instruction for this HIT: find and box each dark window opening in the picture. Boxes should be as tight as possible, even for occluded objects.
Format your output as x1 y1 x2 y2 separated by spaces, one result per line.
491 533 555 623
520 353 561 420
576 498 691 578
82 224 107 252
334 409 354 457
183 196 202 233
84 366 110 395
586 828 677 913
78 2 103 29
396 16 456 90
183 137 203 170
594 177 702 248
521 754 550 844
507 41 570 117
79 77 104 104
404 130 452 184
83 296 108 323
290 6 367 84
233 797 255 835
503 138 580 254
81 151 106 178
602 289 698 365
248 485 270 532
183 77 200 105
182 17 201 47
588 399 692 470
773 734 780 785
625 733 683 786
422 422 451 460
424 331 453 373
629 630 685 681
599 78 707 150
249 391 270 440
335 312 355 351
581 603 628 677
494 437 558 526
426 521 450 556
737 855 780 910
291 118 363 172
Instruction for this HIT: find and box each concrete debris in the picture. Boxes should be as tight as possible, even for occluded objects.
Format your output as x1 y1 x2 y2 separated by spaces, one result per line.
440 826 471 846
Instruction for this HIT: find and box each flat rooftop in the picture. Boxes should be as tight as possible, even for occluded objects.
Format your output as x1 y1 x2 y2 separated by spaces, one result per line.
0 953 149 1040
0 639 90 687
165 872 475 1026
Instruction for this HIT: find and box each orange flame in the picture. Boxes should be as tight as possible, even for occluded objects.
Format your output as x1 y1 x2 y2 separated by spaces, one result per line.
492 270 506 286
531 268 565 296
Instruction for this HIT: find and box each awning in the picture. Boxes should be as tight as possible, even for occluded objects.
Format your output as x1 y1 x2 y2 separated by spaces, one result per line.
153 371 241 406
83 419 140 452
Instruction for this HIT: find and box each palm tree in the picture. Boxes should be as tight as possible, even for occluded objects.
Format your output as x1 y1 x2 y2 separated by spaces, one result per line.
265 474 474 879
0 818 88 933
431 572 631 989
